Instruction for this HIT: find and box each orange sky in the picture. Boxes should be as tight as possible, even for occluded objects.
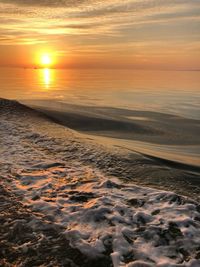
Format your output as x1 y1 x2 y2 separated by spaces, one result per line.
0 0 199 70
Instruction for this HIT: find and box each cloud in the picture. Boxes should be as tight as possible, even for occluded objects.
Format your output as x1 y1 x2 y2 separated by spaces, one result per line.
0 0 87 7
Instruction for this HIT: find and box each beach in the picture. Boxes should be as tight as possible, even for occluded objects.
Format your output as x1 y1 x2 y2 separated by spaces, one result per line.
1 0 200 265
1 98 200 267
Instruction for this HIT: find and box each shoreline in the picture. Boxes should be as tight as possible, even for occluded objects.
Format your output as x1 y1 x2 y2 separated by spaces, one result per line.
2 98 200 200
1 98 200 266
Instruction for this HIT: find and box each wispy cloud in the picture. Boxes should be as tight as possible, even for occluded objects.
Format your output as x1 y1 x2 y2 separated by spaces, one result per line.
0 0 88 7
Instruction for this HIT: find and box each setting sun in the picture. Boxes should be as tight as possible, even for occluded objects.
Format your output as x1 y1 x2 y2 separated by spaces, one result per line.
41 54 52 66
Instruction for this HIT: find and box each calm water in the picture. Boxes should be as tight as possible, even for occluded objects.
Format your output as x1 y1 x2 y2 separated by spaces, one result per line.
0 68 200 119
0 68 200 166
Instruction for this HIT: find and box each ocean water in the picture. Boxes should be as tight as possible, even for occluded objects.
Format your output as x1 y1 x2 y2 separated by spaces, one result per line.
0 68 200 166
0 68 200 119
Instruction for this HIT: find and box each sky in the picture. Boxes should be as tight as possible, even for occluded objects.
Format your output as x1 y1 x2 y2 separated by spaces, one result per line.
0 0 199 69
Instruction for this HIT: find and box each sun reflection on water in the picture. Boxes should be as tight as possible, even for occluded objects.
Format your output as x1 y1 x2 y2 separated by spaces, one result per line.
43 68 51 88
38 68 57 92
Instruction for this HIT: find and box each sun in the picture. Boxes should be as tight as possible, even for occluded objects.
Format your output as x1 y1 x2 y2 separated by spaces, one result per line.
41 54 52 66
36 51 55 68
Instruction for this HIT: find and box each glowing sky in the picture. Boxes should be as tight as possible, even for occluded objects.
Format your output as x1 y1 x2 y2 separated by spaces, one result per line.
0 0 199 69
